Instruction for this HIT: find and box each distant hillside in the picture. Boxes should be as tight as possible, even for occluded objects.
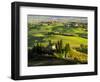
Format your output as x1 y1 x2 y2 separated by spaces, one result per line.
28 21 87 34
28 15 87 24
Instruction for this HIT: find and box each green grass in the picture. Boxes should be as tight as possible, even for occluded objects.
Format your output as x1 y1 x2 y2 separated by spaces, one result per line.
43 35 87 47
28 23 88 65
29 34 87 48
28 24 87 34
65 27 86 33
33 33 44 37
28 23 87 48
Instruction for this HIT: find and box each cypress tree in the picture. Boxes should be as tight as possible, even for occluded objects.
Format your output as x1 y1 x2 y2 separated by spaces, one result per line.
64 43 71 58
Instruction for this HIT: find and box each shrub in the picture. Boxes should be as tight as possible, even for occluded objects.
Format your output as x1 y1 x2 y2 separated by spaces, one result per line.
75 44 88 54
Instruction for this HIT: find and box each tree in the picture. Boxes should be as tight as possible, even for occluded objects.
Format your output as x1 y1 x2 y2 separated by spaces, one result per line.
55 40 63 53
64 43 71 58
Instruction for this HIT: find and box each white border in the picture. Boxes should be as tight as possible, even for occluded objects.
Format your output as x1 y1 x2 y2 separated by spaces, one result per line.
20 6 94 76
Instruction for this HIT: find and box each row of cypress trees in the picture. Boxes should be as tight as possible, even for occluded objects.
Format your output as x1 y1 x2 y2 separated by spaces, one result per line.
55 40 71 58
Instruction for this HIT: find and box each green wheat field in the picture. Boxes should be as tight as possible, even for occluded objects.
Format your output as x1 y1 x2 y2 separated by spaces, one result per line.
28 15 88 66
